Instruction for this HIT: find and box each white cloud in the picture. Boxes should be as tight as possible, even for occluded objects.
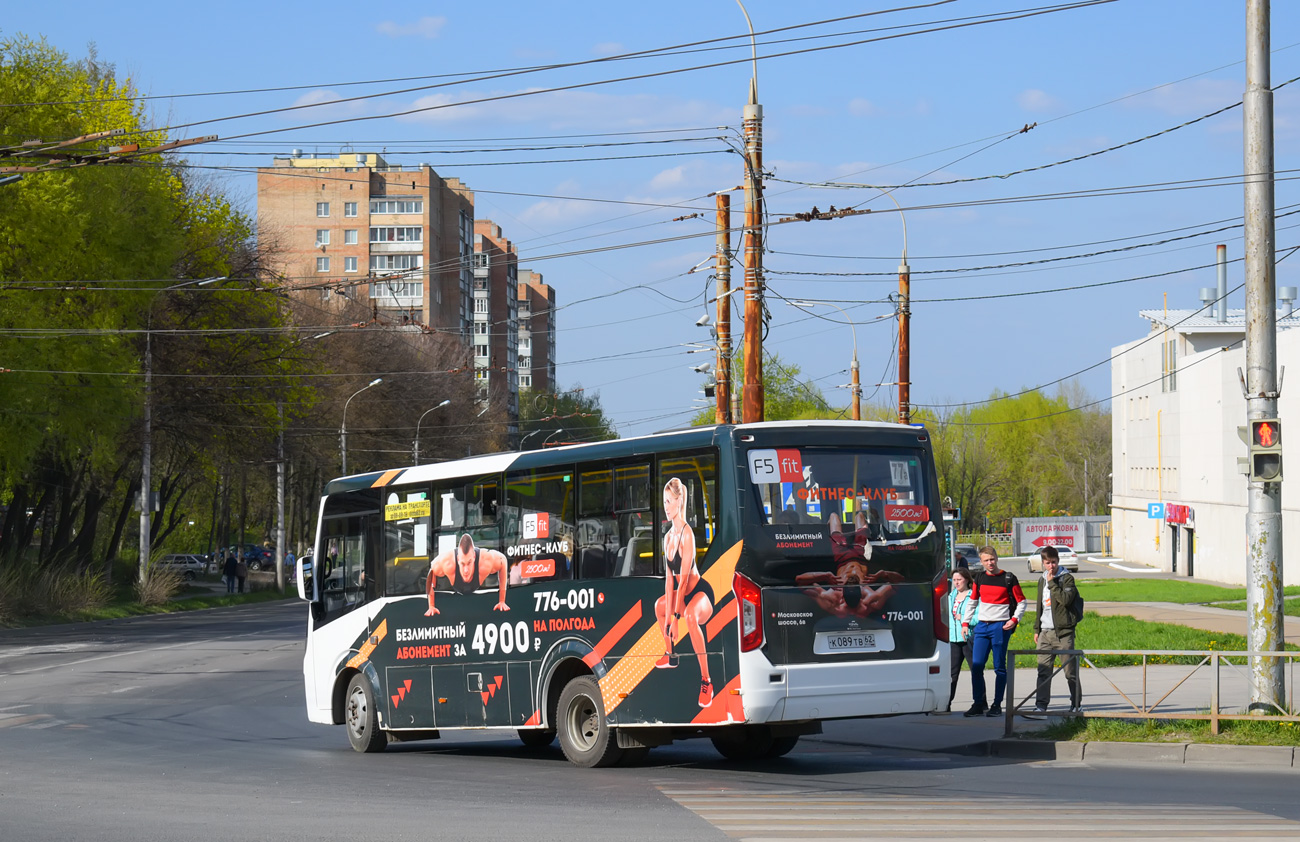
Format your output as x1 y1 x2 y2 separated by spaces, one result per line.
848 98 879 118
376 16 446 39
397 88 733 131
1123 78 1238 116
650 166 687 190
1018 88 1060 112
592 42 624 56
284 89 370 121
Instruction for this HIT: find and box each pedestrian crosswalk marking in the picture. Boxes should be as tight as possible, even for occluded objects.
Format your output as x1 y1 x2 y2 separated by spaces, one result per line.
658 788 1300 840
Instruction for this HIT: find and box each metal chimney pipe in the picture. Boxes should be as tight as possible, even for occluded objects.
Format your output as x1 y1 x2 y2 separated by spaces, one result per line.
1216 244 1228 323
1279 286 1297 318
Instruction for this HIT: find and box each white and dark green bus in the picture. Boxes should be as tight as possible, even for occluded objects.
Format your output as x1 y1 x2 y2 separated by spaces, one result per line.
296 421 950 766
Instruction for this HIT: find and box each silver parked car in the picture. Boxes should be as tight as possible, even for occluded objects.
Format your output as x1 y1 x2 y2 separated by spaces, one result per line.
1027 544 1079 573
154 554 208 580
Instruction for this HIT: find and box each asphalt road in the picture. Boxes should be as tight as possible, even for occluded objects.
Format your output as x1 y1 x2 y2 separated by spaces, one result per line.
2 602 1299 841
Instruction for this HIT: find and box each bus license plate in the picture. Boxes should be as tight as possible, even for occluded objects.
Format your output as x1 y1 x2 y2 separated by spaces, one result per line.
813 630 895 654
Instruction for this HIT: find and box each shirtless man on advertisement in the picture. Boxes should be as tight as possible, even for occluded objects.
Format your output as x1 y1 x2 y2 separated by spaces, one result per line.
425 533 511 615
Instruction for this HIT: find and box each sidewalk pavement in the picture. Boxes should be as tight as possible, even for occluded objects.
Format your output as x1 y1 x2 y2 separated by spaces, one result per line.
808 599 1300 769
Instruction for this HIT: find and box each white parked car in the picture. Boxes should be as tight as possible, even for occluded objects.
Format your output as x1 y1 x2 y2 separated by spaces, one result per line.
1028 544 1079 573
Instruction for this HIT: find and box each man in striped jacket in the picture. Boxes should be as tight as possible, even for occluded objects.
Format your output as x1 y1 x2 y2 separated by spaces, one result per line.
963 547 1027 717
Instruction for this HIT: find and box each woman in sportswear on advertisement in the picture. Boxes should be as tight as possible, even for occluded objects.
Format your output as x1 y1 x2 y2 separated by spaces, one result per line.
655 477 715 708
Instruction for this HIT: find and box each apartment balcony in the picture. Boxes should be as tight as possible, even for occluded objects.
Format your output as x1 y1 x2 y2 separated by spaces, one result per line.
370 241 423 254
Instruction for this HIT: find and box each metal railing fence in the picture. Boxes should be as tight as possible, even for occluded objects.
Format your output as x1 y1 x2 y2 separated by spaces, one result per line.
1003 648 1300 738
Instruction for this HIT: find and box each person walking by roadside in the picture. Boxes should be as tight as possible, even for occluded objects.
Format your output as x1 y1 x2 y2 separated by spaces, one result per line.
235 556 248 594
964 547 1026 718
946 567 977 713
222 551 237 594
1033 545 1083 714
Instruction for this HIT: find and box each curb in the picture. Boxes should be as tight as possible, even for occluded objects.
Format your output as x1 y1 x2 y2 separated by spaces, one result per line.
987 739 1298 768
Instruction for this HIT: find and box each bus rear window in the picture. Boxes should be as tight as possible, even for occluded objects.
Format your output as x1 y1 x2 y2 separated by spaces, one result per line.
748 446 931 536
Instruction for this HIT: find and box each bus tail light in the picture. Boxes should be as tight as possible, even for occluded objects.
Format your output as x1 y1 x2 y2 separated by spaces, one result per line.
932 576 950 641
734 572 763 652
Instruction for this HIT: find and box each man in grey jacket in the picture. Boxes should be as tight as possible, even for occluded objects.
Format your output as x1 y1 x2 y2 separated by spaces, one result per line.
1032 545 1082 714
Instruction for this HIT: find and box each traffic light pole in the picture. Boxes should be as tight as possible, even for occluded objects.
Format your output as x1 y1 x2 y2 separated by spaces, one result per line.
1243 0 1284 712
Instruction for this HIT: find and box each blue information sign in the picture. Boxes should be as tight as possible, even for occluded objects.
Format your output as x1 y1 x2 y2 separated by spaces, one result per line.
1147 502 1165 519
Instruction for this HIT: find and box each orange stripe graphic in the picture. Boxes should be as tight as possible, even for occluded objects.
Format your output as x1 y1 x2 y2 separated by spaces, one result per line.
598 541 742 715
583 601 643 668
371 469 403 488
691 674 745 724
705 599 738 642
345 619 388 670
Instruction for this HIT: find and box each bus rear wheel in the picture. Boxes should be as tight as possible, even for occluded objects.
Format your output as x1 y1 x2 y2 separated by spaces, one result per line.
518 728 556 748
556 676 623 767
345 674 388 753
766 735 799 757
710 725 774 761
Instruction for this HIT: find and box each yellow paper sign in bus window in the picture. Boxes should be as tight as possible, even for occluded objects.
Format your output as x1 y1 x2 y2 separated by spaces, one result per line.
385 499 431 521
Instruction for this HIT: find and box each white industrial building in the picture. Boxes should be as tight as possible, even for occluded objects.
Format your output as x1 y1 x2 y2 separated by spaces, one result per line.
1110 290 1300 585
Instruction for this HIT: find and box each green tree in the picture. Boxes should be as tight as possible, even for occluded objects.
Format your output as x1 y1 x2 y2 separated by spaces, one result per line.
519 387 617 449
0 36 303 577
691 350 847 424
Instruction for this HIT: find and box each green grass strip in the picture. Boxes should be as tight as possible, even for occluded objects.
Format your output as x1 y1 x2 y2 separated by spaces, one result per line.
1028 716 1300 746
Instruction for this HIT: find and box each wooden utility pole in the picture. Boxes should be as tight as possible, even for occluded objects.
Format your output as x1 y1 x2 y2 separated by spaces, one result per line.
741 80 765 423
715 193 733 424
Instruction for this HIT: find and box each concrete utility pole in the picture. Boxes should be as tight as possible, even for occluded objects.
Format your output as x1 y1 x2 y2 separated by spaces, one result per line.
898 259 912 424
715 193 733 424
276 401 285 594
738 1 765 424
1243 0 1285 712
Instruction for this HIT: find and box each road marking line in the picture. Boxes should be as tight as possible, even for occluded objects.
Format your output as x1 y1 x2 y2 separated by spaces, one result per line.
0 628 277 676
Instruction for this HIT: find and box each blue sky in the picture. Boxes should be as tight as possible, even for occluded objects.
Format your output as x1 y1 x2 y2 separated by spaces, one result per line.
7 1 1299 433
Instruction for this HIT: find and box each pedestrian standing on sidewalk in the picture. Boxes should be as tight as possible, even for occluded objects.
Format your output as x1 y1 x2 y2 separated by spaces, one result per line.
964 547 1026 718
946 567 977 713
222 551 237 594
1033 545 1083 714
235 557 248 594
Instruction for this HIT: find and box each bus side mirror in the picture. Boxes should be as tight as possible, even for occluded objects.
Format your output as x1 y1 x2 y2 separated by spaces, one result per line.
296 556 317 602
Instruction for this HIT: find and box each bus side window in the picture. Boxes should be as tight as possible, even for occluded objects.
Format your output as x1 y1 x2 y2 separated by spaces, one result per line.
504 466 575 584
576 462 616 579
321 515 369 621
383 486 433 597
613 461 655 576
658 450 718 562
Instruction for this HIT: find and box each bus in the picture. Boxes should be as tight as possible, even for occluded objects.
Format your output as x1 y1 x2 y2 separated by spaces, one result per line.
295 421 950 766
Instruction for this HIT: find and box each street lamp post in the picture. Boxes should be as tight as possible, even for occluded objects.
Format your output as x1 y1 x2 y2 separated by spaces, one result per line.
518 429 543 451
413 399 451 464
139 277 221 584
340 378 383 476
790 301 860 420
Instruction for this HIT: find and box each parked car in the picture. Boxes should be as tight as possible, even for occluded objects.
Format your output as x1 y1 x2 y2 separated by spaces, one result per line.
222 544 274 571
953 543 982 571
154 553 208 580
1027 544 1080 573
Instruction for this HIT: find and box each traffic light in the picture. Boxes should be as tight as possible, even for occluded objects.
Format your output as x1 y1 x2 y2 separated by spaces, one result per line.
1250 418 1283 482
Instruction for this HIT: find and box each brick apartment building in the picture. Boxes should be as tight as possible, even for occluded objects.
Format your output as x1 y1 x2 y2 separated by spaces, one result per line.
472 221 520 424
256 151 475 336
517 269 556 395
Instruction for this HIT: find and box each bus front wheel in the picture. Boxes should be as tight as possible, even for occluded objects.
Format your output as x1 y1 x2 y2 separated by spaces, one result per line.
556 676 623 767
345 674 388 753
